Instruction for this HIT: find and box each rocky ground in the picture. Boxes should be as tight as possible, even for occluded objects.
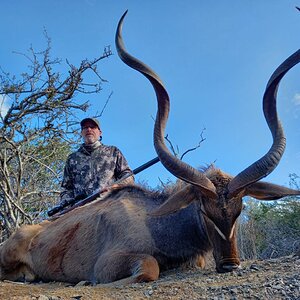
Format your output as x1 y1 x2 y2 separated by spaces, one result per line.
0 255 299 300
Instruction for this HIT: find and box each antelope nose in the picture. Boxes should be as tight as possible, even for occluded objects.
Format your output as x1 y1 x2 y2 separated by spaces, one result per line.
217 262 240 273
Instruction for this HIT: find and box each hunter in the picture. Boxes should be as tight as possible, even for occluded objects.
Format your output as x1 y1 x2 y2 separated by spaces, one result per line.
59 118 134 207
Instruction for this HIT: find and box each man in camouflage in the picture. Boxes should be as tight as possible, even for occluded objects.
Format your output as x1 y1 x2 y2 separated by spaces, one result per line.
59 118 134 207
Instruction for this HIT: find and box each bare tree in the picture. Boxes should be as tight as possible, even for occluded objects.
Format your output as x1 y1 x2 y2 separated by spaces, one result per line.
165 128 206 160
0 34 112 239
157 129 207 189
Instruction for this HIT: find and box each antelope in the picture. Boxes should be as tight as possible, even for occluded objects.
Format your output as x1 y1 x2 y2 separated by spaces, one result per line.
0 11 299 285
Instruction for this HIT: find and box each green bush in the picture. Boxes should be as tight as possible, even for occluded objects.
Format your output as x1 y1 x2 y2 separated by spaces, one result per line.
238 175 300 260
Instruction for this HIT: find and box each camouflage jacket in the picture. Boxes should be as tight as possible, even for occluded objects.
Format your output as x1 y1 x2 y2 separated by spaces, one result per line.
60 142 134 206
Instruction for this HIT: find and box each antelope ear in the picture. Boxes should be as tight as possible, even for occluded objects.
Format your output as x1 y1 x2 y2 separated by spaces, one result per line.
245 181 300 200
150 185 196 216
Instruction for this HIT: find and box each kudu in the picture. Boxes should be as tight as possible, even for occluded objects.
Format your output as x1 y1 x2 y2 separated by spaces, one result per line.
0 11 299 285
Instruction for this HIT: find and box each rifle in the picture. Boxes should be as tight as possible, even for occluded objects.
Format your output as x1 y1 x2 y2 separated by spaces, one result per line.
47 156 160 218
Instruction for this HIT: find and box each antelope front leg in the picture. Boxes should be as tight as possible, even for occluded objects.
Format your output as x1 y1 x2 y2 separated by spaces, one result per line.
94 251 159 285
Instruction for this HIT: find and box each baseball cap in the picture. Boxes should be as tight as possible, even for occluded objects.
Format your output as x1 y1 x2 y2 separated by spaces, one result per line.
80 118 100 129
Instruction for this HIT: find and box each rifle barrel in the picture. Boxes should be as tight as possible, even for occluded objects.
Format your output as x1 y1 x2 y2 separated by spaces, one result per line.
133 156 159 175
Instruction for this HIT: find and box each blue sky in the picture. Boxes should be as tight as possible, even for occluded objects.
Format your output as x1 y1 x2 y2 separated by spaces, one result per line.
1 1 300 188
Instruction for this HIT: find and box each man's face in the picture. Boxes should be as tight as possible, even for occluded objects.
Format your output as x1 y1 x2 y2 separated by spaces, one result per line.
81 121 102 144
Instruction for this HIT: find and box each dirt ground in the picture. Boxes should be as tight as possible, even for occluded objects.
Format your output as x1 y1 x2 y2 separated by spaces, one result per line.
0 255 299 300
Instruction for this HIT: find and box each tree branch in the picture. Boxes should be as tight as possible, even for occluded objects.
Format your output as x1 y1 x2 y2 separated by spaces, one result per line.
164 128 206 160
